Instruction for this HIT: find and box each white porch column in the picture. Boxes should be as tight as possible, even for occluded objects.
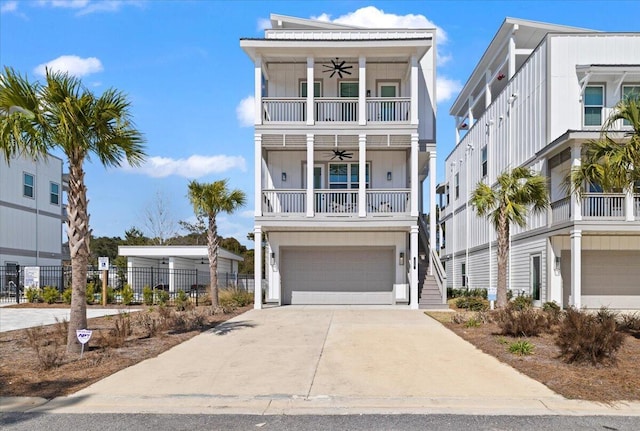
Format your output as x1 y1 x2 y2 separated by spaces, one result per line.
429 151 437 275
410 55 419 125
359 56 366 126
306 57 314 126
254 56 263 125
254 134 262 217
570 228 582 308
410 225 419 309
410 133 419 217
306 134 315 217
253 226 263 309
359 134 367 217
467 96 474 126
485 70 492 108
168 258 175 293
625 183 634 222
508 24 518 79
571 145 582 221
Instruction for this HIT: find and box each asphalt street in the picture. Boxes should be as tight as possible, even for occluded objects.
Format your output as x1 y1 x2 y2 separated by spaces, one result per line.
1 413 639 431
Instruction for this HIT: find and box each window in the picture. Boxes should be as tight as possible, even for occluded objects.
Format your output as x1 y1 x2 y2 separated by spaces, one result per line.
329 163 369 189
584 86 604 126
300 81 322 97
23 173 34 198
622 85 640 126
481 146 488 177
461 263 467 287
454 173 460 199
50 182 60 205
339 82 358 97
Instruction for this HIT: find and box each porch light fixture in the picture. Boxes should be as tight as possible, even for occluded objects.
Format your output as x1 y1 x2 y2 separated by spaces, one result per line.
281 172 287 182
270 252 275 266
366 90 371 97
387 171 392 181
399 252 405 266
554 256 561 275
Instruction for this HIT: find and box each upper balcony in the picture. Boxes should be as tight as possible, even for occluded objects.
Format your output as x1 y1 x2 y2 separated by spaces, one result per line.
262 97 411 124
550 193 640 225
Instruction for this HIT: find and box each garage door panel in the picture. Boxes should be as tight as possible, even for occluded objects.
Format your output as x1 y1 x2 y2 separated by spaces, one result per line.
282 247 394 305
562 250 640 297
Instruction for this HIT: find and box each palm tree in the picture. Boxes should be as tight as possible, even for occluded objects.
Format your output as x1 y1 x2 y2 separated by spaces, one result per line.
1 67 145 353
187 179 246 306
569 93 640 195
470 167 548 307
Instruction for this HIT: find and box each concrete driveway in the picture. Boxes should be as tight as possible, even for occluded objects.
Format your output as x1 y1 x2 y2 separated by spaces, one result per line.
27 307 640 415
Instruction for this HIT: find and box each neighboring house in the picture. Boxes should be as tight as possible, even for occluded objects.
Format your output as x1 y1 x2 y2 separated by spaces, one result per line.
439 18 640 309
118 245 244 293
241 14 441 308
0 153 65 291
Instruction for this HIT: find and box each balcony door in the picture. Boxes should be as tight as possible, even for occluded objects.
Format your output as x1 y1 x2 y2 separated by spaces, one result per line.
339 81 358 121
378 82 399 121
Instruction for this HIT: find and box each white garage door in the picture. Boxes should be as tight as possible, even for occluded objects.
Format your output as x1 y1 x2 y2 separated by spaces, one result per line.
562 250 640 305
281 247 394 305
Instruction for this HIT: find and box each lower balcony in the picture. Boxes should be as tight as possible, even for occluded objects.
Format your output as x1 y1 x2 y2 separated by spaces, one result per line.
261 189 411 216
550 193 640 224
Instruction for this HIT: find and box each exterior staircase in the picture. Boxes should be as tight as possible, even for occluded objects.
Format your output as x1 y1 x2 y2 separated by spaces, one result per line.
417 214 449 310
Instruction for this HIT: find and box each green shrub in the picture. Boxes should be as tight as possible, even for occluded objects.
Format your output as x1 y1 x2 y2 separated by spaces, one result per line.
511 295 533 310
143 286 154 305
496 305 548 337
455 296 489 311
556 307 625 365
121 284 134 305
62 288 72 304
464 316 481 328
106 286 115 304
509 339 535 356
154 289 169 305
42 286 60 304
174 290 191 311
86 282 95 304
448 288 488 299
25 287 42 303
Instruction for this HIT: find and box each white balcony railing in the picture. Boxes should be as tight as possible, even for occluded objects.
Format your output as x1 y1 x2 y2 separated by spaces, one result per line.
582 193 626 219
261 97 411 124
550 196 571 223
261 189 411 216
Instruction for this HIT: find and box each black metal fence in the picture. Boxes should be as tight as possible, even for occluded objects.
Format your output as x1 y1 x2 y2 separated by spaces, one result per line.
0 266 254 305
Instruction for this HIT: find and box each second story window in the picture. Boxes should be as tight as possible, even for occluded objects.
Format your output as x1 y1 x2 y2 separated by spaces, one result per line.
23 172 34 198
300 81 322 97
50 182 60 205
454 173 460 199
329 163 370 189
481 146 488 178
584 85 604 126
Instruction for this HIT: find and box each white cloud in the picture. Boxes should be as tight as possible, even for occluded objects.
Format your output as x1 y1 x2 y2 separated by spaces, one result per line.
239 209 254 219
236 95 254 127
36 0 144 15
124 155 247 179
217 214 253 246
312 6 447 44
257 17 271 32
436 76 463 103
34 55 103 77
1 1 18 13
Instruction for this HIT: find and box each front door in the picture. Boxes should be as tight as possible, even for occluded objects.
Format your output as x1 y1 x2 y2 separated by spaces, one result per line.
531 254 541 304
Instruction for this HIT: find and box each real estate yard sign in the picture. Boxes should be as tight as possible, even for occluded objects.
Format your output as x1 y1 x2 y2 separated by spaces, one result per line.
23 266 40 290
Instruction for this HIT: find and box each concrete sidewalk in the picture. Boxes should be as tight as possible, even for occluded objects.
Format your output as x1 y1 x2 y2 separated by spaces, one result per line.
2 308 640 416
0 307 134 332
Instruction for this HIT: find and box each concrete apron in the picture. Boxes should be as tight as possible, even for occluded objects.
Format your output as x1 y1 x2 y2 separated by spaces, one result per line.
23 308 640 416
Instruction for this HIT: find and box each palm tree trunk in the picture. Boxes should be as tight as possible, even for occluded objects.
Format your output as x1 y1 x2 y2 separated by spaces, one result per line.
207 213 219 307
496 209 510 308
66 159 90 353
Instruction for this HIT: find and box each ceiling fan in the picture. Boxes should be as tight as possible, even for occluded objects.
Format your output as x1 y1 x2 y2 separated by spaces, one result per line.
330 149 354 161
323 58 353 78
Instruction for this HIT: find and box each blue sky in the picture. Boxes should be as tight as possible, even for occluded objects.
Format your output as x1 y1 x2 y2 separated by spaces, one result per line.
1 0 638 247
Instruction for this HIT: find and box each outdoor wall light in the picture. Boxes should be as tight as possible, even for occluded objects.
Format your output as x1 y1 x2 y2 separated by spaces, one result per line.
270 252 275 266
387 171 392 181
281 172 287 182
399 252 405 266
554 256 561 275
366 90 371 97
